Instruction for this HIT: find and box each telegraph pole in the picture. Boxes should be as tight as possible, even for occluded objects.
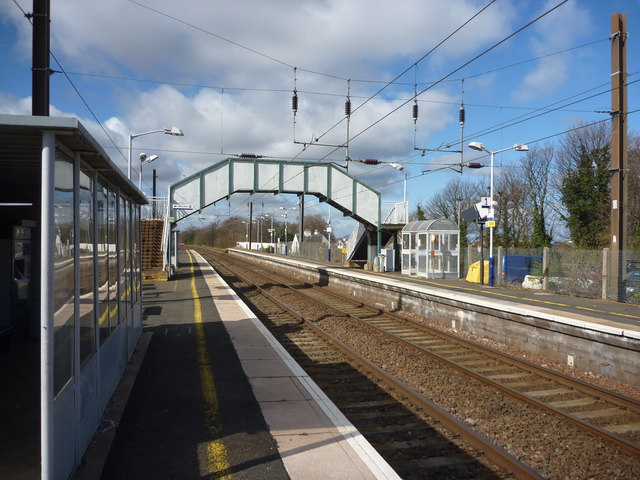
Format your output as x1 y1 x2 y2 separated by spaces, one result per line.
609 12 628 301
32 0 50 116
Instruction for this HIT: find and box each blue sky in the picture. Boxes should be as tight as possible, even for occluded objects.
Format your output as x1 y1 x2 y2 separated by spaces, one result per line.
1 0 638 237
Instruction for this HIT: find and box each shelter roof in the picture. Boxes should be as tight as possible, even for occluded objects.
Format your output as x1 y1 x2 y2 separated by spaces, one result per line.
0 114 147 205
402 219 458 232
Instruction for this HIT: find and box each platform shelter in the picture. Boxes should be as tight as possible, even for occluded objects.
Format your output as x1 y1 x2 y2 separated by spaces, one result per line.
0 114 147 480
401 219 460 278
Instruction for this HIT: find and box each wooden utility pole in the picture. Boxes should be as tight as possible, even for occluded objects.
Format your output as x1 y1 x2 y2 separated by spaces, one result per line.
32 0 50 115
609 12 628 301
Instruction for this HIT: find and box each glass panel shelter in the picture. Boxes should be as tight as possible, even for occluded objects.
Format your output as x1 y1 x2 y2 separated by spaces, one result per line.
0 115 147 480
401 219 459 278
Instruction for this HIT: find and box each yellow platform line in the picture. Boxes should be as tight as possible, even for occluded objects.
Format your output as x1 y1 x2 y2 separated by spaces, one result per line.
187 250 232 479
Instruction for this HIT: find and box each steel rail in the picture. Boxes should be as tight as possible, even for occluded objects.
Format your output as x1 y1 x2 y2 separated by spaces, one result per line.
206 248 640 457
197 248 545 479
279 272 640 456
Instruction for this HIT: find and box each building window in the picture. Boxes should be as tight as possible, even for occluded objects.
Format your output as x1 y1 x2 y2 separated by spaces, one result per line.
79 166 96 364
53 150 74 396
96 179 110 344
119 197 129 321
107 189 118 330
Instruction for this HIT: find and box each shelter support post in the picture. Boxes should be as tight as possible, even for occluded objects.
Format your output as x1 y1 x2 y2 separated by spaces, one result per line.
40 131 55 480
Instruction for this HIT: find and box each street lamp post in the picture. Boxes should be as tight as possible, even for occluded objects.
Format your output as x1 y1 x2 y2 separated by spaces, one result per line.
128 126 183 182
389 162 407 203
388 162 409 225
468 142 529 286
242 220 251 248
138 153 159 189
279 206 296 255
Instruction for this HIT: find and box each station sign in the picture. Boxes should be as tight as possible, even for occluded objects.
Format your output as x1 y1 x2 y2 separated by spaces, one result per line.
173 204 193 211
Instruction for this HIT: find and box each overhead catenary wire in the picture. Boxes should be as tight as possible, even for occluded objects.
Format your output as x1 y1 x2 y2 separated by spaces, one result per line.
16 0 608 155
322 109 640 214
17 0 628 227
286 102 640 221
61 34 610 105
131 0 609 88
60 69 604 115
306 0 498 146
102 74 639 173
442 74 640 150
310 0 571 164
142 73 639 214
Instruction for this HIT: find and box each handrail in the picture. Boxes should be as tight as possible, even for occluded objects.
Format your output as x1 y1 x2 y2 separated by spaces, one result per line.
382 201 408 225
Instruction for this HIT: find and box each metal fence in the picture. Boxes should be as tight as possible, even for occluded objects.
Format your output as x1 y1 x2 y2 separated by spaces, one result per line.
141 196 168 221
288 240 348 265
462 246 640 304
267 238 639 304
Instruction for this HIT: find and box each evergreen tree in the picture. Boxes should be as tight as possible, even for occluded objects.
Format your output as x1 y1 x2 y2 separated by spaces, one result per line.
559 145 610 248
414 203 427 221
531 202 552 248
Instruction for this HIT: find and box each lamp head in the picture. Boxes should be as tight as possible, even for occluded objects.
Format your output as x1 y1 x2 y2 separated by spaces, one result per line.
139 153 159 163
468 141 485 152
164 126 184 136
514 144 529 152
389 162 404 171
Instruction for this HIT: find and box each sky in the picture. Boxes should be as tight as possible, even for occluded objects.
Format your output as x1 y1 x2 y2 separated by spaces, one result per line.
1 0 639 238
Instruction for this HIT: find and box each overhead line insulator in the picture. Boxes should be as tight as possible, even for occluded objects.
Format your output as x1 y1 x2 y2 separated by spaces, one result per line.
292 91 298 115
345 98 351 117
413 102 419 123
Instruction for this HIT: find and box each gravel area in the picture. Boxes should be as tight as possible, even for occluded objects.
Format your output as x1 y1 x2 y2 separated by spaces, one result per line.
384 301 640 403
314 313 640 480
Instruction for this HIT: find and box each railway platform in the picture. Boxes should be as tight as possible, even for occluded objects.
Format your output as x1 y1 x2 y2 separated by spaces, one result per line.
77 249 397 480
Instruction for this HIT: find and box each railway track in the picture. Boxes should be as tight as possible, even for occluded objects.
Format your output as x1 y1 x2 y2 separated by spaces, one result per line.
267 264 640 450
192 247 640 478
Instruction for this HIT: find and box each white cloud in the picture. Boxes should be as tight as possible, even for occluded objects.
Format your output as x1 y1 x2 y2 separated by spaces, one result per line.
6 0 607 236
511 0 592 102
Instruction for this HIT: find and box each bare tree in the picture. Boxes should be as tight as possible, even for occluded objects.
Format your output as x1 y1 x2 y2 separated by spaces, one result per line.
418 177 484 221
415 177 484 248
301 214 328 236
520 145 555 247
494 166 533 247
